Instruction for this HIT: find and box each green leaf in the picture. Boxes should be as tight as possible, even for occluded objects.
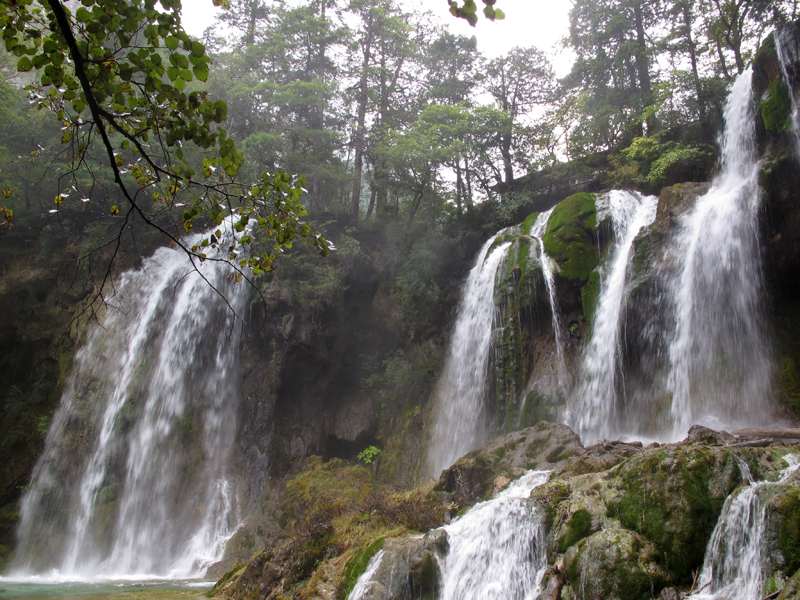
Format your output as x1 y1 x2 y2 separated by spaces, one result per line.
16 56 32 72
165 36 179 51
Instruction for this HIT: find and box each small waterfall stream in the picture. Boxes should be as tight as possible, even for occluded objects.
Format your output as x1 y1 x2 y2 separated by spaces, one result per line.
567 190 658 443
438 470 551 600
11 225 247 579
347 470 551 600
666 68 774 438
425 234 511 478
694 455 800 600
529 208 566 385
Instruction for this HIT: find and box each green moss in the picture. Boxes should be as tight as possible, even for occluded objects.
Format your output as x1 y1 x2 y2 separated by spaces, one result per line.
779 357 800 416
777 489 800 574
761 76 793 135
542 193 599 282
581 270 601 322
607 447 738 584
520 392 550 429
520 211 540 236
342 537 385 597
410 552 439 597
560 509 593 551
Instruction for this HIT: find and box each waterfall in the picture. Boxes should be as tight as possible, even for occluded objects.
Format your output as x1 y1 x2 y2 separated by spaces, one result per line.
347 550 385 600
694 455 800 600
424 234 511 479
529 208 566 386
11 224 246 579
666 68 774 438
438 470 551 600
566 190 658 443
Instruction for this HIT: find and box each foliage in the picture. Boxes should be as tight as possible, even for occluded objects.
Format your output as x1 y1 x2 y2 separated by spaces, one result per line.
0 0 330 286
447 0 505 26
608 135 715 189
356 445 381 465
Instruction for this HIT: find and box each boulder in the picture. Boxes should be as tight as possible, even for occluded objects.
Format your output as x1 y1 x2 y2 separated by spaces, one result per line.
563 529 669 600
435 422 583 504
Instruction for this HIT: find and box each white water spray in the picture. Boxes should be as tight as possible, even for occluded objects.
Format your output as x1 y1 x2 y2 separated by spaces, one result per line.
425 234 511 478
567 190 658 443
666 69 774 438
12 224 246 579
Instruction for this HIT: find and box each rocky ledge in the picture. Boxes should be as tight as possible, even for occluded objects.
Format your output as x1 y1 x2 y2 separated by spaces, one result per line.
209 422 800 600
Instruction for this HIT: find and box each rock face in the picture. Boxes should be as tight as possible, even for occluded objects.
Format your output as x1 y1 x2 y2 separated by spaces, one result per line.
753 23 800 421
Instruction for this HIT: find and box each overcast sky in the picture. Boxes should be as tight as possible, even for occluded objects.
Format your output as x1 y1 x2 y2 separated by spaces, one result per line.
180 0 575 76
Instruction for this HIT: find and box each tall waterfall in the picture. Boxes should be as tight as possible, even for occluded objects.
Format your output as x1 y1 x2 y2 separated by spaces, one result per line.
566 191 658 443
695 455 800 600
11 228 246 579
425 234 511 479
665 68 774 438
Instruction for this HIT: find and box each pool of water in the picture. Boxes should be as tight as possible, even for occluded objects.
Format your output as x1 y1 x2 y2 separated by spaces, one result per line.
0 579 213 600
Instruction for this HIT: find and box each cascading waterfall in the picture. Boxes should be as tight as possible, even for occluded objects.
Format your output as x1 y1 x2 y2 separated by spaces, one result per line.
11 224 246 579
529 208 566 385
424 234 512 479
566 190 658 443
694 455 800 600
347 470 551 600
438 470 551 600
666 68 774 438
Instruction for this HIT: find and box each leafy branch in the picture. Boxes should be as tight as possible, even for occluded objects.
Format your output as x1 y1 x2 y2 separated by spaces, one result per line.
1 0 331 287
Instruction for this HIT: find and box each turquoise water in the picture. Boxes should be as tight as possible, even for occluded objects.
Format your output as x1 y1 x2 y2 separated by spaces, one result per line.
0 580 213 600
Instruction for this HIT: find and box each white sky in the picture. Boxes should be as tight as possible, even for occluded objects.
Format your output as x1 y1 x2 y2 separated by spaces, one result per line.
180 0 575 76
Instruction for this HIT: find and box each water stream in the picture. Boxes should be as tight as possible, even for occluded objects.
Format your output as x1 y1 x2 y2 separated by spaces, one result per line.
438 470 550 600
694 455 800 600
566 190 658 443
529 208 566 386
10 224 247 580
424 234 512 479
665 68 774 438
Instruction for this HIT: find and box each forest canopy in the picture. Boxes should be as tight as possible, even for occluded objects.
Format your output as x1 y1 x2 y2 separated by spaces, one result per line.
0 0 796 283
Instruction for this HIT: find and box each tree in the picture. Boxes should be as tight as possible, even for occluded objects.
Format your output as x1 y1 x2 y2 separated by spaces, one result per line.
0 0 330 294
484 47 555 186
565 0 663 154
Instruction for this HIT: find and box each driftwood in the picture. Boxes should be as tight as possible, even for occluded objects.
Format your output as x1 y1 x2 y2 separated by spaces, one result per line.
730 428 800 439
727 439 774 448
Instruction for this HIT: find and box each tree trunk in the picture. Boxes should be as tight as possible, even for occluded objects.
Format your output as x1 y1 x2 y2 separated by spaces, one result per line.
350 11 374 221
681 2 706 123
633 2 656 134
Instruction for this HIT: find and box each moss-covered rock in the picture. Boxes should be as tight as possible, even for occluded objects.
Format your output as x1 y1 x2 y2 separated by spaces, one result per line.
605 445 742 584
580 270 601 322
770 487 800 575
436 422 583 505
542 193 599 282
779 568 800 600
762 76 794 135
563 529 669 600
